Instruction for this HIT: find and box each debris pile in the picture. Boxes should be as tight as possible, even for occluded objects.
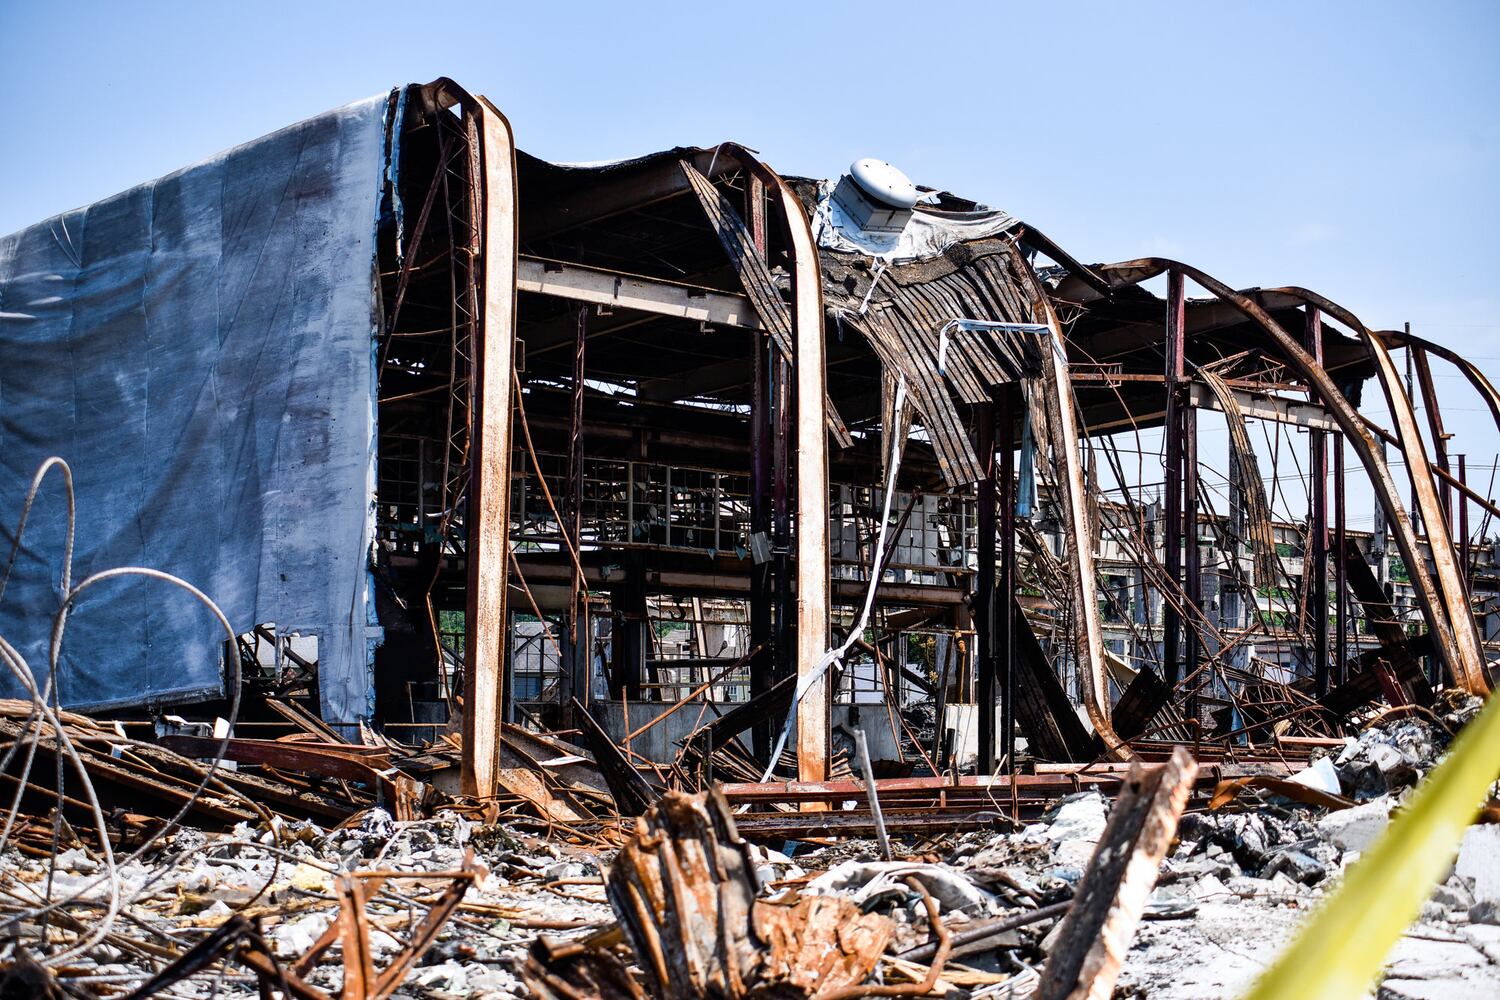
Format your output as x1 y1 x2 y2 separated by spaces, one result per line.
2 707 1498 998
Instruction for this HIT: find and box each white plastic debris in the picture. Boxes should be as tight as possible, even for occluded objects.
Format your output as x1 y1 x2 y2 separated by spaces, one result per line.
805 861 996 914
1456 826 1500 904
1288 755 1342 795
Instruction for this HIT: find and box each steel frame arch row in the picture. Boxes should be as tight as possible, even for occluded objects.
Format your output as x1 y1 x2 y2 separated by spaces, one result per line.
1099 261 1490 695
1264 285 1493 695
1373 327 1500 432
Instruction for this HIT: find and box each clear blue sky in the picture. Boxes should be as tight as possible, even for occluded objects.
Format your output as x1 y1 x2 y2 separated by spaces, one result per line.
3 0 1498 522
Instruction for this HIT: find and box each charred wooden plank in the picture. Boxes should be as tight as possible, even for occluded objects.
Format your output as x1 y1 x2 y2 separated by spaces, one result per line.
571 697 662 816
1037 748 1198 1000
1013 603 1102 762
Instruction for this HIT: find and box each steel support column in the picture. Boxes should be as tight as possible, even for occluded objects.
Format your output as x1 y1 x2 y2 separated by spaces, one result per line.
1334 439 1349 686
1183 403 1201 715
975 401 998 774
772 356 792 688
561 305 588 717
998 383 1018 772
1459 454 1471 598
1162 271 1186 685
1404 329 1423 539
746 176 774 759
1306 306 1331 696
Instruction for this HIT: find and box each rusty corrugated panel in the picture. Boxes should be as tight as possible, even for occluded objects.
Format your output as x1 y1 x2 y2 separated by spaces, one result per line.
825 240 1045 488
681 159 853 450
1198 369 1278 586
859 309 982 484
680 160 795 358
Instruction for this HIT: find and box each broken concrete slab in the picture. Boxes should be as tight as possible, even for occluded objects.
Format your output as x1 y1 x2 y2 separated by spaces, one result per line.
1456 825 1500 904
1316 795 1395 852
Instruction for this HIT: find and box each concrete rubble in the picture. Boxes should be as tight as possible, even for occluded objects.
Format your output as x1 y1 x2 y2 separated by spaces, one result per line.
0 707 1492 997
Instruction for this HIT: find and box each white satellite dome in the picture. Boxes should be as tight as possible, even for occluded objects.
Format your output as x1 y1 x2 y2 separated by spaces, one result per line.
847 158 920 210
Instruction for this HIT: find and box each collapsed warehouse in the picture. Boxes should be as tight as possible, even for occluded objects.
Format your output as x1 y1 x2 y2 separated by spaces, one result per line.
1 78 1498 998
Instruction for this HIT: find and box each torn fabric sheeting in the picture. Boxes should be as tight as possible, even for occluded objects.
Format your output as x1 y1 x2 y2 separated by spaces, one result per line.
0 95 388 725
810 178 1018 262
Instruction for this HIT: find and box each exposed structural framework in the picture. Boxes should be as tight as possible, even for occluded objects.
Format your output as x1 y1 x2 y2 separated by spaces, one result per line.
1 78 1496 800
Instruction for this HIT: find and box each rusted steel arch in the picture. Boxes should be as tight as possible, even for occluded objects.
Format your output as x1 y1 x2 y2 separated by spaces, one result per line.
773 170 834 786
1097 262 1490 695
1262 287 1500 434
422 80 521 799
1014 264 1128 758
698 144 835 784
1375 326 1500 433
1248 284 1490 696
408 78 523 796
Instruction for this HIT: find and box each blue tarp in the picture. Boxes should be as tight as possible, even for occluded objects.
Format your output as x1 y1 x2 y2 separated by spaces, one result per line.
0 94 388 725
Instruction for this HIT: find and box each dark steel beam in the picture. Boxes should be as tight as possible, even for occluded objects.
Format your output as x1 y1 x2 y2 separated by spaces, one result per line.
1307 306 1331 696
1334 439 1349 687
747 174 774 760
975 401 997 774
1184 398 1202 715
999 384 1018 773
1459 454 1472 600
1162 271 1186 686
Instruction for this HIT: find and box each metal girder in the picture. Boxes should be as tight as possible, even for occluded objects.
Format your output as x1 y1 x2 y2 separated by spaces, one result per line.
1163 272 1185 687
517 256 764 330
1187 383 1341 431
1307 307 1331 697
510 555 969 609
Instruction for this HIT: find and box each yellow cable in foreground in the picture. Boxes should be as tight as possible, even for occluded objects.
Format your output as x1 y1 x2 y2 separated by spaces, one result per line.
1245 690 1500 1000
